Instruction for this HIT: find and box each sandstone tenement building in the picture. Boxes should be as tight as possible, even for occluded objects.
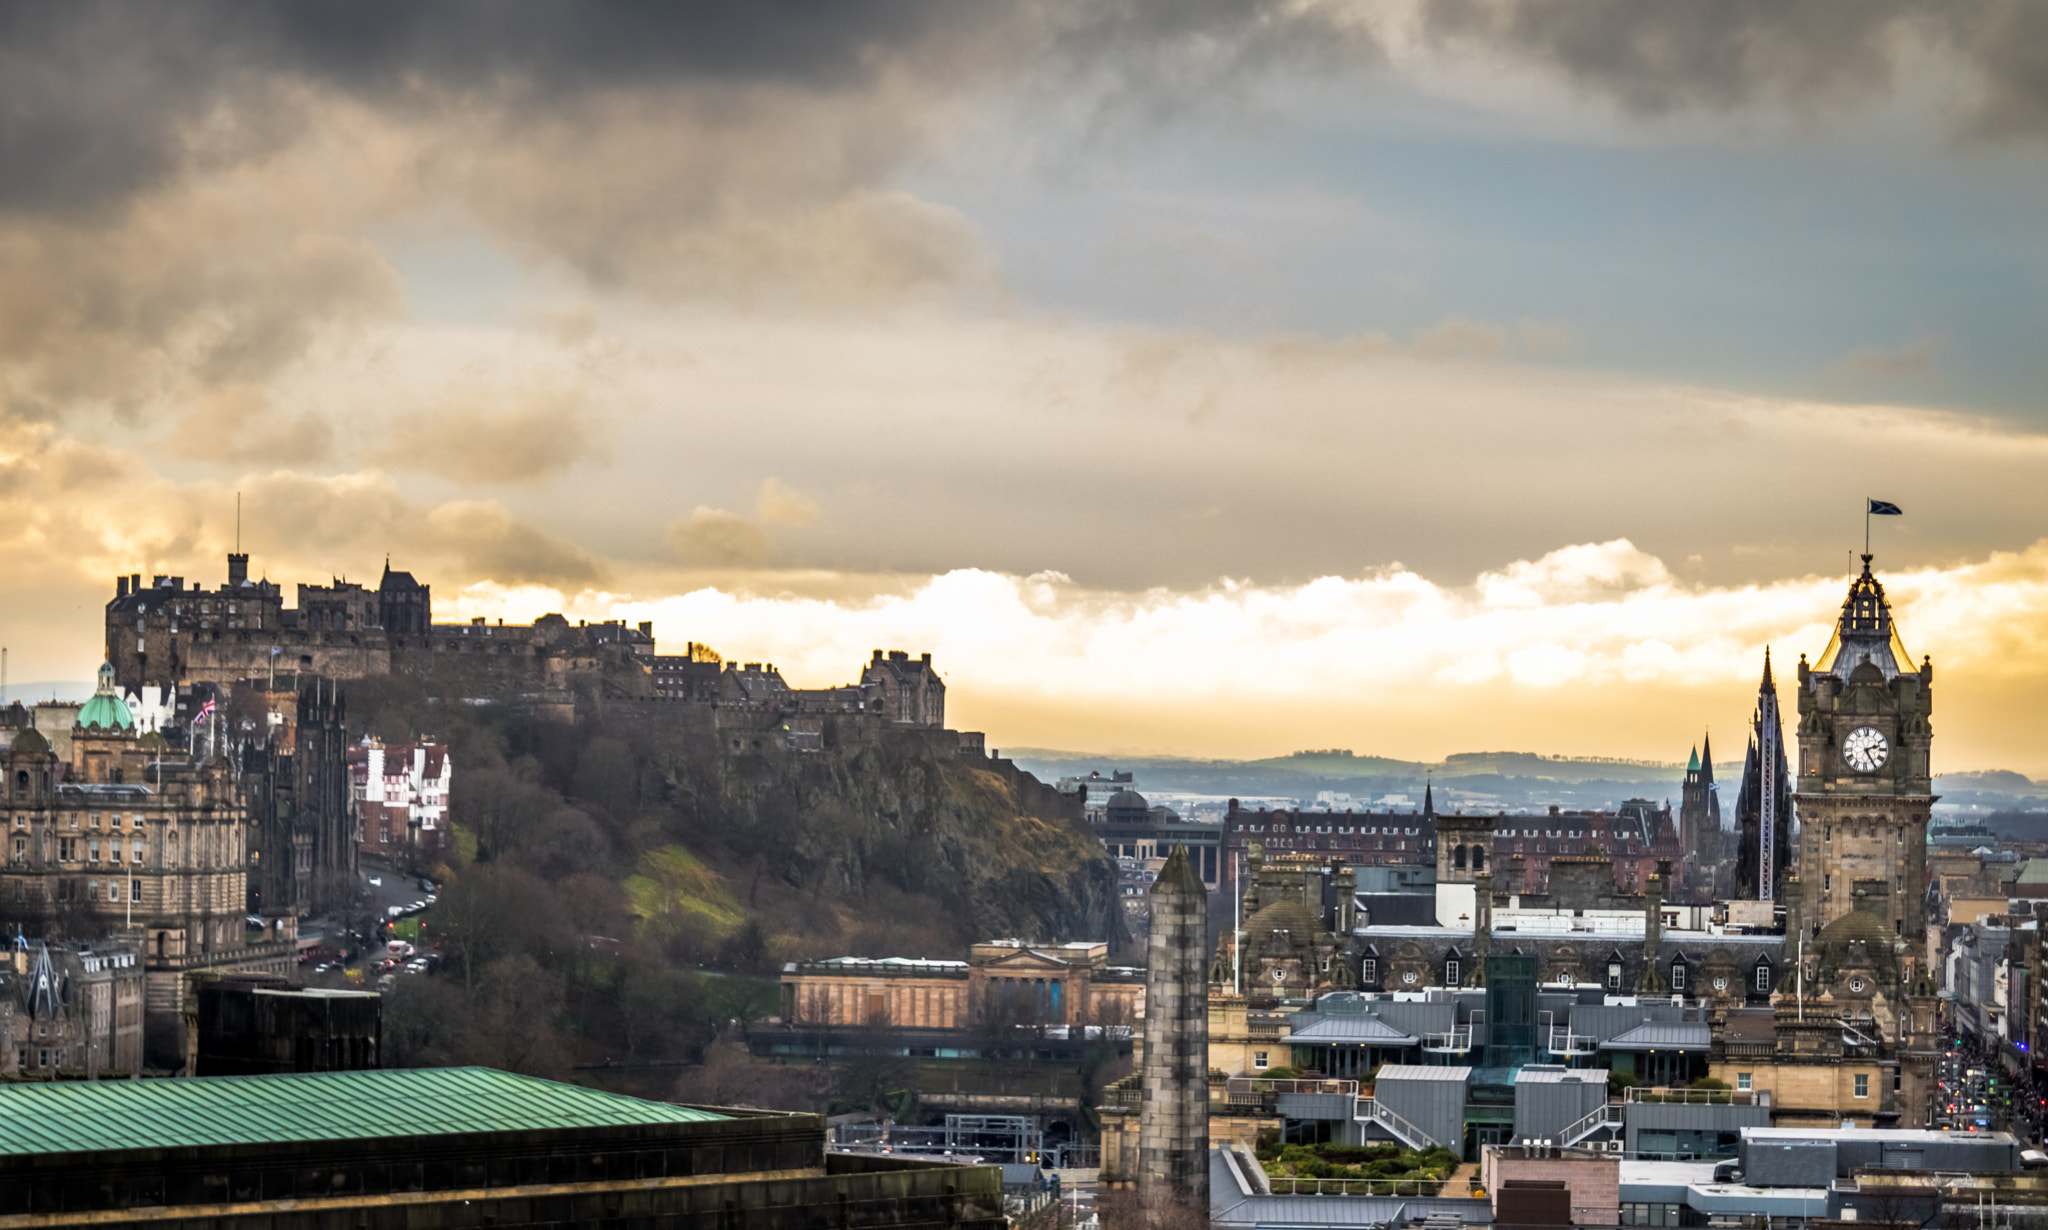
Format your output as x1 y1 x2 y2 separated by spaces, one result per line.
0 666 295 1064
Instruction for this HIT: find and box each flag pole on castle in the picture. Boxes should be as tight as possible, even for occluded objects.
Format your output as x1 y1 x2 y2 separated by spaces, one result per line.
1866 498 1903 556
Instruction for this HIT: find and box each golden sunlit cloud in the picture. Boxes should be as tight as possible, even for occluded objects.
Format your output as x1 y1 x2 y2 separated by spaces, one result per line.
426 538 2048 775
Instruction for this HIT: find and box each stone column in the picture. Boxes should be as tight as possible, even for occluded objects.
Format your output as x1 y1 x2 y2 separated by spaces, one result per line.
1638 860 1668 995
1139 843 1209 1206
1472 871 1492 987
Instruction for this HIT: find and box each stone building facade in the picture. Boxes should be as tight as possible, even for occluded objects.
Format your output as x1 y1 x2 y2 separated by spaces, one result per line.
105 555 657 707
0 938 145 1077
1793 555 1936 950
1678 736 1726 902
237 674 353 917
780 940 1142 1030
0 664 294 1064
349 738 451 859
1137 844 1208 1204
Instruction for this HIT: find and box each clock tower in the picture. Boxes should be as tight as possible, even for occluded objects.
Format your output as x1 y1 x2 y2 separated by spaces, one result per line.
1792 554 1935 962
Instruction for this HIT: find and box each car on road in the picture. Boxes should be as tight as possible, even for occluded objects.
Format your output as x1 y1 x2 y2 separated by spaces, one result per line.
367 876 382 886
387 905 405 918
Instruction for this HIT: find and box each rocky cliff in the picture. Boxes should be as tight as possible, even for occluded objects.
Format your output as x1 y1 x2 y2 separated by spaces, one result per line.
600 706 1127 956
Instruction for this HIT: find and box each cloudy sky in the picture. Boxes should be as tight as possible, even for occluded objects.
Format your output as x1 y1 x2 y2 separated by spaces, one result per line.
4 2 2046 771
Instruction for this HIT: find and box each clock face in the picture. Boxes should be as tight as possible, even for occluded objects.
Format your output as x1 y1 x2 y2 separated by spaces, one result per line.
1712 976 1728 991
1843 726 1889 773
1401 970 1419 985
1848 977 1868 994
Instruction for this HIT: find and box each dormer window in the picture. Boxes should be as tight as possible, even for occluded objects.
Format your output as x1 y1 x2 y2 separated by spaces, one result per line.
1670 961 1687 991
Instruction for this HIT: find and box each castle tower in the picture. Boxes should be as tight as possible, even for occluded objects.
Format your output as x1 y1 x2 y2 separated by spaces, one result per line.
1139 843 1208 1205
1734 651 1793 903
1793 555 1935 951
1678 734 1723 901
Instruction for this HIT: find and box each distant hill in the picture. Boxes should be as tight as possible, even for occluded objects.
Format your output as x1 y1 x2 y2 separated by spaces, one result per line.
0 681 93 706
1007 746 2046 814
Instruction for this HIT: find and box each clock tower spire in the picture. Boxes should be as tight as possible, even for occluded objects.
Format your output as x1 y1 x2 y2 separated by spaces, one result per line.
1792 554 1935 954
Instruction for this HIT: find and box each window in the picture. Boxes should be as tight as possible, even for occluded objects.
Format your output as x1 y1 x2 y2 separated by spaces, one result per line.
107 883 119 902
131 839 143 864
1254 1051 1269 1071
1737 1073 1752 1091
1854 1074 1869 1098
131 879 142 901
1608 963 1623 990
1755 965 1771 992
1446 959 1461 986
1362 958 1377 983
1670 961 1686 990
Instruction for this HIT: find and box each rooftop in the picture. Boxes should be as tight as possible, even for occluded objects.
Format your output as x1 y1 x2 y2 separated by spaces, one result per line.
0 1066 725 1157
1375 1064 1473 1083
1604 1021 1712 1052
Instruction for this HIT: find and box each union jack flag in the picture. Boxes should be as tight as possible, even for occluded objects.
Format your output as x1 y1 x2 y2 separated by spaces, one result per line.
190 697 216 726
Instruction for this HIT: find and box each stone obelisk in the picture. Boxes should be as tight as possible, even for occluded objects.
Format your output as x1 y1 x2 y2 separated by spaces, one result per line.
1139 842 1209 1205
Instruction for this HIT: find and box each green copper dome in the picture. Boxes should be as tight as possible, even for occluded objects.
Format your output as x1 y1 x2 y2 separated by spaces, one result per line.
75 662 134 733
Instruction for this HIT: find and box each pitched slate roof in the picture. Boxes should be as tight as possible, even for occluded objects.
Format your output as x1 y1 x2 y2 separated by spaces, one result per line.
1602 1021 1711 1052
1289 1014 1418 1045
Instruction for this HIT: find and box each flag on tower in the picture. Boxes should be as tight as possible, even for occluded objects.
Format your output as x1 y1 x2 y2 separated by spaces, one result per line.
1868 499 1903 516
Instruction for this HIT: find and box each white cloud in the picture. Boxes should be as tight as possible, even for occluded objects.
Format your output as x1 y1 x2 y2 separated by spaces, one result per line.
492 535 2048 770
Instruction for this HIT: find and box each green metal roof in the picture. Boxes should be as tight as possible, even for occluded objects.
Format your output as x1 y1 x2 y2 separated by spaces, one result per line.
75 692 133 732
0 1067 726 1157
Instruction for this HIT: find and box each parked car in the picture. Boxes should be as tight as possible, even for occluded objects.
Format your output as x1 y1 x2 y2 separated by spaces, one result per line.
386 905 404 918
367 876 382 887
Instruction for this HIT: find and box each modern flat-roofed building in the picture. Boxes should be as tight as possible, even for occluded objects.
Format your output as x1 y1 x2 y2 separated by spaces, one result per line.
0 1066 1005 1229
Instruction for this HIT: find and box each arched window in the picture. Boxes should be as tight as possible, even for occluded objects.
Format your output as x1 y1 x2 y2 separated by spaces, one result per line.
1454 845 1467 870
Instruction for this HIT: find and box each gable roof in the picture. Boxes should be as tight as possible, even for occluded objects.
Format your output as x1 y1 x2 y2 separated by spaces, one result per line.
1603 1021 1711 1052
1289 1015 1418 1045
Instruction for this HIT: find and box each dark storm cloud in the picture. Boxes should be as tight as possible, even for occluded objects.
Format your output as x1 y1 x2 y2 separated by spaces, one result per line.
0 0 959 215
0 0 1372 219
1419 0 2048 135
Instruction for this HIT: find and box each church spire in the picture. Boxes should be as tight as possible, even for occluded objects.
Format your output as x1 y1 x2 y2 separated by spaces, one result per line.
1761 645 1775 692
1700 730 1713 783
1423 777 1435 818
